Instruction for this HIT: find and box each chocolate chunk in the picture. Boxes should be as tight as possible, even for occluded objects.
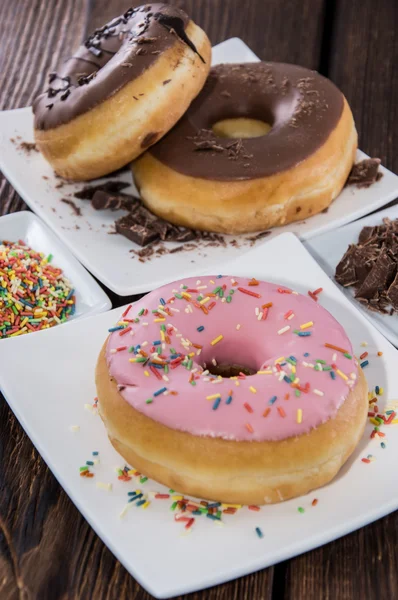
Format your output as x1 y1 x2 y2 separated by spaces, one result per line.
355 249 396 300
74 180 130 200
387 272 398 310
115 214 159 245
91 190 139 211
335 245 361 287
167 228 197 243
358 226 377 244
112 196 200 247
346 158 383 189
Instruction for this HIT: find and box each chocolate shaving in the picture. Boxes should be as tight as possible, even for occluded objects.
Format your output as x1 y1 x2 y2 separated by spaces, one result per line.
346 158 383 189
246 231 272 244
61 198 82 216
74 181 130 200
194 140 224 152
91 190 139 211
335 217 398 314
17 141 38 154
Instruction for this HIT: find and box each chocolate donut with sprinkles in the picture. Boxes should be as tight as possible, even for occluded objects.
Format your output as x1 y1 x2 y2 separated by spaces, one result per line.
96 275 368 505
33 4 211 180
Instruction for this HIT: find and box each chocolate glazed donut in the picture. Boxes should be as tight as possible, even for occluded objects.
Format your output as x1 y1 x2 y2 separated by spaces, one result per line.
33 4 211 180
133 62 357 234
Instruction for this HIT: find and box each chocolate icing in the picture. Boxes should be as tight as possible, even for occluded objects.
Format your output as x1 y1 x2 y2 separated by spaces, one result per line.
149 62 345 180
33 4 202 130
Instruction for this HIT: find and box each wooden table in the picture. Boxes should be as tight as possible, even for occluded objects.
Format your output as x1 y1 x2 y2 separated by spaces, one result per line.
0 1 397 598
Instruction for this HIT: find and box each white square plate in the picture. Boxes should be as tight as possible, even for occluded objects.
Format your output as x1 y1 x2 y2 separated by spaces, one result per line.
305 203 398 346
0 211 111 330
1 39 398 295
0 232 397 598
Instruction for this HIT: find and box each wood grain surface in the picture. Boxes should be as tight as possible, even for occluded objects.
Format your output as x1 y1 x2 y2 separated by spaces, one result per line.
0 1 397 598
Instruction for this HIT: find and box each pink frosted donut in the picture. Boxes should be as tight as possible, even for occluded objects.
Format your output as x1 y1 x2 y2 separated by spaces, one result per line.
96 275 368 504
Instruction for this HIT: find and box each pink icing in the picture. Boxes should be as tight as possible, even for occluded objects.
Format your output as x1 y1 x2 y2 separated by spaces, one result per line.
106 276 358 441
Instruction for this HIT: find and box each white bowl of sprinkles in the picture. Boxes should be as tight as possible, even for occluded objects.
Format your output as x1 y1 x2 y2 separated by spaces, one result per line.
0 211 111 338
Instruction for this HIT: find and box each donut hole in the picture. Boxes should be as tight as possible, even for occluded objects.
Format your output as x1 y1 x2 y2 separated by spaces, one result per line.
205 361 257 378
212 117 272 139
201 342 262 378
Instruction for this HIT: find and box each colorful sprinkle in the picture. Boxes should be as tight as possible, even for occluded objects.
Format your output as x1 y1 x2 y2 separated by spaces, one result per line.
336 369 348 381
153 387 167 397
210 334 223 346
237 287 261 298
324 343 349 354
96 482 112 492
278 326 290 335
207 393 221 401
212 397 221 410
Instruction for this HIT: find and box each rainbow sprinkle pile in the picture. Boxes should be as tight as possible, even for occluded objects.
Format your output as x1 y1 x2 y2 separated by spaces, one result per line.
0 240 75 338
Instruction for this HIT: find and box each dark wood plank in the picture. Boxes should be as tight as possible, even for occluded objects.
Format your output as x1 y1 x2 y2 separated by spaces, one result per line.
0 1 326 598
283 513 398 600
0 0 88 216
86 0 326 68
328 0 398 172
283 1 398 598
